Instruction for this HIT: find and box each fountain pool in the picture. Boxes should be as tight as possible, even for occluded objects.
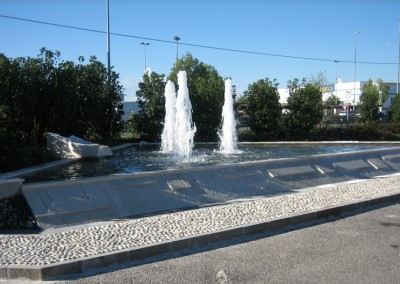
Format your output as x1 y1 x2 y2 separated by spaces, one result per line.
8 70 400 230
22 143 395 183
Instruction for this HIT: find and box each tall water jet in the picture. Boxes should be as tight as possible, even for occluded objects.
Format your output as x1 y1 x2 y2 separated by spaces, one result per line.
219 79 238 153
175 71 196 159
161 81 177 153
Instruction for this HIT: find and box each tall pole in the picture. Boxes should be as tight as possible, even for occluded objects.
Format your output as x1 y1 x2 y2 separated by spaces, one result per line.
397 20 399 95
353 31 361 112
106 0 111 80
335 60 339 106
174 35 181 63
141 42 150 73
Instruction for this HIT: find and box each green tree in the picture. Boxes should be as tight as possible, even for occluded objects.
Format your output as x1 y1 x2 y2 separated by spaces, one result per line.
0 50 124 171
360 79 388 123
390 92 400 123
127 111 139 138
136 72 166 141
244 78 281 134
309 70 330 88
168 53 224 142
286 78 323 136
88 56 124 138
0 51 53 146
324 94 339 106
50 59 81 135
71 55 124 138
0 54 26 170
236 95 249 104
0 50 124 141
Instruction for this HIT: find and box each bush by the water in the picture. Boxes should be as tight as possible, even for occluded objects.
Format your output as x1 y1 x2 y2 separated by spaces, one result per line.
0 49 124 173
238 122 400 142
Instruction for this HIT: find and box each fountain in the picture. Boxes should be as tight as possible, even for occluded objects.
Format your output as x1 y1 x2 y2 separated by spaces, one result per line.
175 71 197 159
2 71 400 230
162 75 238 157
161 71 196 159
218 79 239 153
160 81 176 153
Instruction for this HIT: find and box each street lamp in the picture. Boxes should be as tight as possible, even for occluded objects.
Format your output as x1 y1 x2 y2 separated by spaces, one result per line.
334 60 339 106
397 20 400 95
140 42 150 73
174 35 181 63
106 0 111 81
353 31 361 112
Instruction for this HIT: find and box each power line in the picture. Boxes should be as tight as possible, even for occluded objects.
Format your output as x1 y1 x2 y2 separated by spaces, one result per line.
1 14 397 66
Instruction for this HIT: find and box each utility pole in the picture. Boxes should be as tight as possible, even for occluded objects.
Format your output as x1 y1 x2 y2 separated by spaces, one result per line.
353 31 361 114
335 60 339 107
106 0 111 81
174 35 181 63
397 20 399 95
141 42 150 73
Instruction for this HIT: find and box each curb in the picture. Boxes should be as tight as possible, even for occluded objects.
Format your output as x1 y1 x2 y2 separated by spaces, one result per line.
1 192 400 280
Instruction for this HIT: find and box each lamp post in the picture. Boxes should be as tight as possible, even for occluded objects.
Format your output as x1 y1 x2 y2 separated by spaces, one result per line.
334 60 339 107
174 35 181 63
397 20 399 95
353 31 361 112
106 0 111 81
141 42 150 73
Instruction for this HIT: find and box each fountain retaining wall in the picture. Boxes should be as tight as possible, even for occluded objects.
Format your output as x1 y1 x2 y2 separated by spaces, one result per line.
21 147 400 229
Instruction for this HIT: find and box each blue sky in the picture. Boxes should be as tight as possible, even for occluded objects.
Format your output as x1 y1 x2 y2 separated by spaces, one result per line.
1 0 400 101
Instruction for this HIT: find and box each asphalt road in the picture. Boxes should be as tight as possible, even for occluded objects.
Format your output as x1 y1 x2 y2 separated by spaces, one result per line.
3 202 400 284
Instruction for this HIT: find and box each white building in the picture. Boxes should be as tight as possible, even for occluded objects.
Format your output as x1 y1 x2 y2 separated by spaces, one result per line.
122 101 139 121
323 80 361 107
380 82 399 113
279 80 399 114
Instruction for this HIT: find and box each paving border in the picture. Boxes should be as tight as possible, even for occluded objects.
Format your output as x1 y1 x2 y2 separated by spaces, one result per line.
1 179 400 280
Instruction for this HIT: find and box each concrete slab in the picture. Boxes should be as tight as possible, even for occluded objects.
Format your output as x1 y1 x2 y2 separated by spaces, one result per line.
0 178 24 199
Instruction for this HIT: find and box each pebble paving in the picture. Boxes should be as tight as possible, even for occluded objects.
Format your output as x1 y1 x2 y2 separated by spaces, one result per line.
1 175 400 267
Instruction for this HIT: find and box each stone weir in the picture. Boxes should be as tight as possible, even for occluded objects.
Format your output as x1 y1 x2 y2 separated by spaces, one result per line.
21 147 400 229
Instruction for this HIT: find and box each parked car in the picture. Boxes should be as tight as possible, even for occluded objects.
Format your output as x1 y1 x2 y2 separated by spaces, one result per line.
349 110 360 117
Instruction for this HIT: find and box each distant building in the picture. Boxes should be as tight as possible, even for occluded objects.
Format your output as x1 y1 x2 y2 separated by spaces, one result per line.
278 80 399 115
122 101 140 121
322 80 398 114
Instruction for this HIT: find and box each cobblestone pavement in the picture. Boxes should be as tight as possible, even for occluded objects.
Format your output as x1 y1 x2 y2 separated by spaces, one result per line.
1 175 400 268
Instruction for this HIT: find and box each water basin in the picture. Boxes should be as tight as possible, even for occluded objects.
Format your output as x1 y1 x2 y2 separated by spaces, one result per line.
22 143 395 183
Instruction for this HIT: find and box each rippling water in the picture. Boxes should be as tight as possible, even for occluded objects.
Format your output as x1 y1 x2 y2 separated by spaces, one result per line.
23 143 394 183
